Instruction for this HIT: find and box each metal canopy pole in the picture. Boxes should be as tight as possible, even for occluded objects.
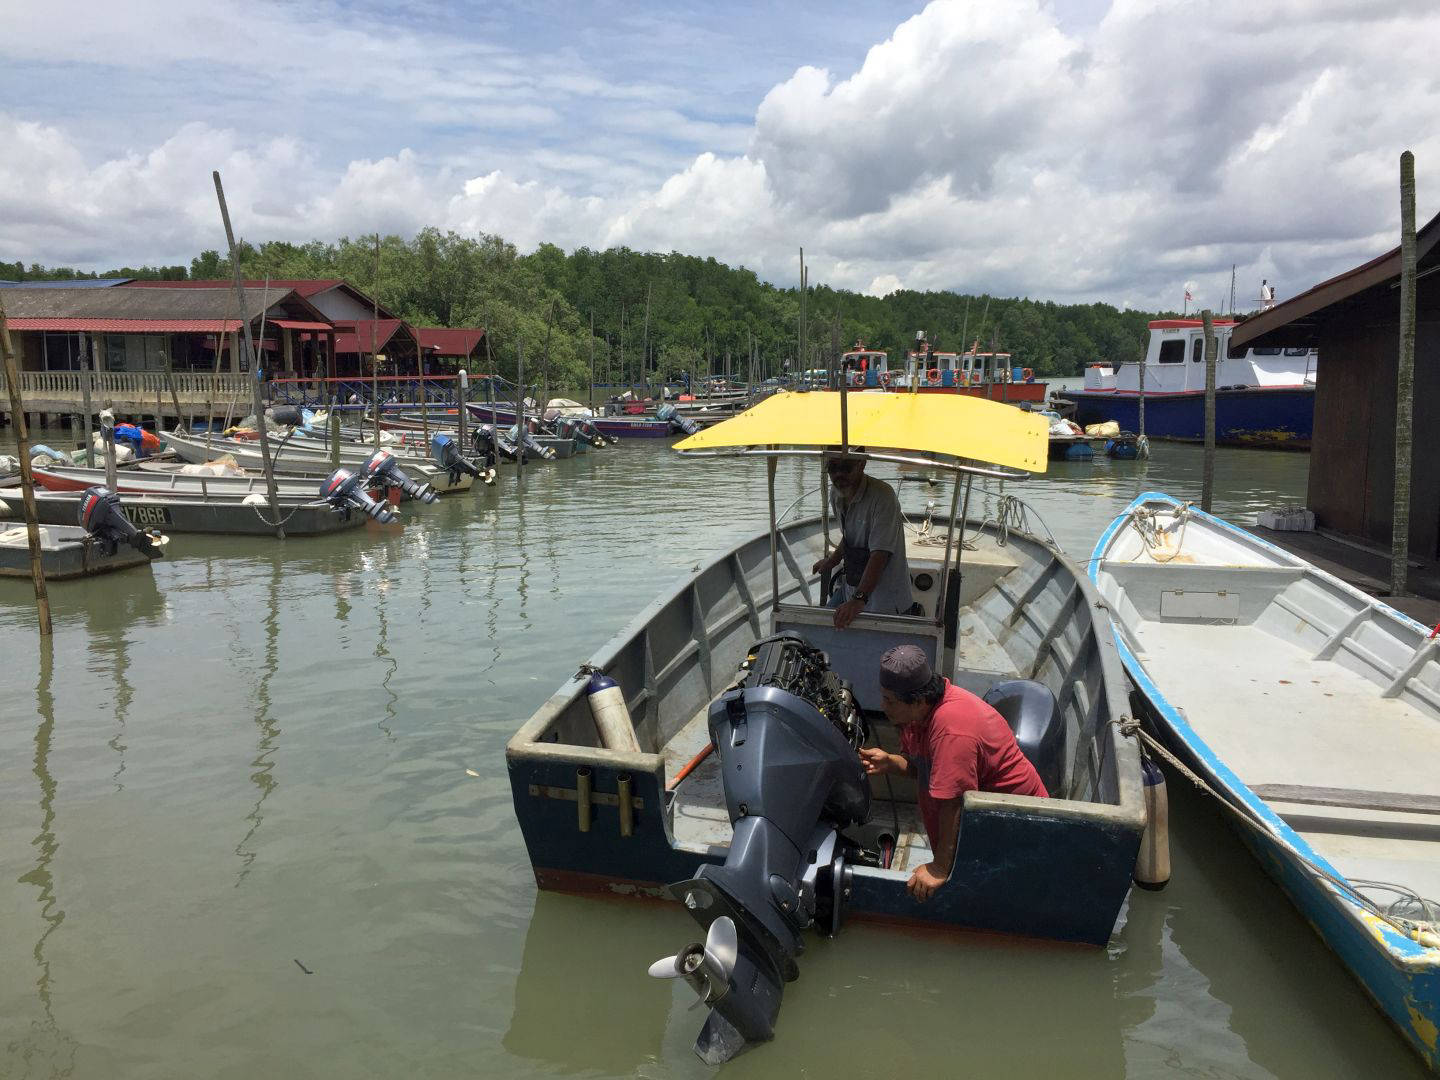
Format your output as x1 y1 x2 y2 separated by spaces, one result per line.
937 471 968 628
767 454 780 612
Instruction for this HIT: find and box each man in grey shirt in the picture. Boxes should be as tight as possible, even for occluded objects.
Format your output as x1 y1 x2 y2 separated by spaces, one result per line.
810 447 914 628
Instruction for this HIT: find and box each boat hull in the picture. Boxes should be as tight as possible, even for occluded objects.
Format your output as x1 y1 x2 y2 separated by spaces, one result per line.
0 522 162 579
26 490 364 537
884 382 1048 403
509 514 1145 946
467 402 672 438
1065 386 1314 448
1091 494 1440 1071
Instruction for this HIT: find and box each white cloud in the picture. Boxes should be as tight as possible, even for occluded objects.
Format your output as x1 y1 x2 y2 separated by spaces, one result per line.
2 0 1438 312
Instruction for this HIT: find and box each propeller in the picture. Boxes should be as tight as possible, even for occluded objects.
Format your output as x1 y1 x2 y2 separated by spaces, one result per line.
648 916 738 1008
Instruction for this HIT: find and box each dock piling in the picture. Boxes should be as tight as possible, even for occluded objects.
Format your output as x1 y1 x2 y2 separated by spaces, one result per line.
1393 150 1418 598
0 296 54 637
1201 310 1217 513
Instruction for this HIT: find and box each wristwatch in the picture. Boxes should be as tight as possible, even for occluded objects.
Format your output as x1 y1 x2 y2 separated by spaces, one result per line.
853 589 869 605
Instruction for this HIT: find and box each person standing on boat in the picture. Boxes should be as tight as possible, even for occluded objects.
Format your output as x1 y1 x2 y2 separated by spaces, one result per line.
811 447 913 628
860 645 1048 902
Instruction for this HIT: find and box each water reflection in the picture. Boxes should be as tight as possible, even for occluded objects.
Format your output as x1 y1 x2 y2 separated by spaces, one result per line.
14 640 77 1077
234 558 283 886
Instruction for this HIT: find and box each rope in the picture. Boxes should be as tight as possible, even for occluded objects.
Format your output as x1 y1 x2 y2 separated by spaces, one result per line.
1127 502 1191 563
1112 715 1439 946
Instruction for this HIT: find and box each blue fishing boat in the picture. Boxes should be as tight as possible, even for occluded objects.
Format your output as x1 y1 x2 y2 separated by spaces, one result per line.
1064 319 1316 448
508 391 1146 1063
1091 493 1440 1072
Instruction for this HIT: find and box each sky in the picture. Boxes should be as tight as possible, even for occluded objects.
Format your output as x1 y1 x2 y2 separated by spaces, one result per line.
1 0 1436 311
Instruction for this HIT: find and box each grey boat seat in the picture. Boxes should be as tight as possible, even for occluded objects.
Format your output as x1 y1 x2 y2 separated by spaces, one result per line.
982 679 1064 796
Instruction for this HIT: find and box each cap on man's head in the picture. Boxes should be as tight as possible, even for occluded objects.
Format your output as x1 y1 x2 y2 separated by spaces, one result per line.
879 644 932 693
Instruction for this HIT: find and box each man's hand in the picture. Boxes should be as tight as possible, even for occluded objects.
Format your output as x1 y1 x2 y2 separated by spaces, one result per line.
858 746 894 776
833 598 865 629
811 554 837 576
907 862 947 903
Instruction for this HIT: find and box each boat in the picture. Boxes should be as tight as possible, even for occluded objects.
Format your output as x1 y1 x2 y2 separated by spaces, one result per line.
839 339 1049 403
24 489 368 537
162 431 471 492
0 490 168 578
1090 493 1440 1071
35 463 365 502
467 401 672 439
508 390 1145 1063
1062 319 1316 447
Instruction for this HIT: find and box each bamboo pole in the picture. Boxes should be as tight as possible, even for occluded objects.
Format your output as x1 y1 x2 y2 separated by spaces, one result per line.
1392 150 1417 598
371 234 382 449
212 170 284 539
588 311 595 415
80 333 94 457
515 336 525 484
0 296 53 637
1201 311 1217 513
161 349 182 434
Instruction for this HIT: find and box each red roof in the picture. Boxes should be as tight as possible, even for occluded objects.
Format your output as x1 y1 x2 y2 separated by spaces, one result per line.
414 327 486 356
7 318 243 333
269 319 333 331
333 319 407 355
121 279 344 299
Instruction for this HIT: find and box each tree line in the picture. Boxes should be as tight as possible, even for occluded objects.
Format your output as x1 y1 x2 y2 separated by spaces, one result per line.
4 231 1173 389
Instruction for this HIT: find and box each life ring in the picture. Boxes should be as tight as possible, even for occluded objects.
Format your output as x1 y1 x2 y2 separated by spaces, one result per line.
880 370 893 386
926 368 940 383
1022 368 1034 382
849 372 865 387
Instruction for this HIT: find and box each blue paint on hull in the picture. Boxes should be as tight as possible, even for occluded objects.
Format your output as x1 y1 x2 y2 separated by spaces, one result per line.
1067 387 1313 448
509 755 1139 946
1090 495 1440 1072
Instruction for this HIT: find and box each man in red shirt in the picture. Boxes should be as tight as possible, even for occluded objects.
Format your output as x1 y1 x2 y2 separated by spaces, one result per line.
858 645 1048 902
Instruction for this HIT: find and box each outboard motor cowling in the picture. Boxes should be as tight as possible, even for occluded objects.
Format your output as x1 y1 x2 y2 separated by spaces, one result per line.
78 487 163 558
362 449 438 503
320 468 398 523
655 402 700 436
651 634 869 1064
507 424 556 461
431 432 492 486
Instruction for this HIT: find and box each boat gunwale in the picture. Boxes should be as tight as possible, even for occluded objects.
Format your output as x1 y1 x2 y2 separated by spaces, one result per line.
508 513 1146 833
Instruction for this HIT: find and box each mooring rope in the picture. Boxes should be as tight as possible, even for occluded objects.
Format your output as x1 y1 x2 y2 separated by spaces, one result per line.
1127 502 1191 563
1112 715 1439 946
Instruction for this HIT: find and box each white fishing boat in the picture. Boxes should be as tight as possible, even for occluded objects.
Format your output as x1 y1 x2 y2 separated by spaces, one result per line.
1091 493 1440 1072
163 431 471 492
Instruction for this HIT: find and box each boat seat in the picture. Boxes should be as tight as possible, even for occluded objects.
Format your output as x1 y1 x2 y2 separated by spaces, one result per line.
983 679 1064 796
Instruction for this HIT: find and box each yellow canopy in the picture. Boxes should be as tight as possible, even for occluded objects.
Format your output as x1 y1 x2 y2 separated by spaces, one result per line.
674 391 1049 473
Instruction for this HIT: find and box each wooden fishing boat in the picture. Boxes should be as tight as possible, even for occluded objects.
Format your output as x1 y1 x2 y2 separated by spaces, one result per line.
35 463 325 501
1091 492 1440 1072
468 401 672 439
162 431 471 492
24 490 366 537
0 504 168 579
509 390 1145 1060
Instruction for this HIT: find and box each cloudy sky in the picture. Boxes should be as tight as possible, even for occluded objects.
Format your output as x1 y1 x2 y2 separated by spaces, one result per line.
2 0 1436 310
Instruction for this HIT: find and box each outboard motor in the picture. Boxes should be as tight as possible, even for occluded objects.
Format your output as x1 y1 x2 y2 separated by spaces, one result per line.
472 424 519 464
78 487 163 558
655 402 700 436
650 634 870 1065
320 468 397 523
431 432 493 486
507 424 556 461
561 416 610 447
362 448 438 503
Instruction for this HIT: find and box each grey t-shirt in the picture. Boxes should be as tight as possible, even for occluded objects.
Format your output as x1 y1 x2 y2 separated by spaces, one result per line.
829 473 913 615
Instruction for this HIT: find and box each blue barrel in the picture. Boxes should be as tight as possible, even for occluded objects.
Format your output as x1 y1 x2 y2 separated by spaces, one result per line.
941 369 955 387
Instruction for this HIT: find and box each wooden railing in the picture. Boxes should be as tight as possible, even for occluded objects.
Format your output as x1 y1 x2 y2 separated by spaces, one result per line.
0 370 252 396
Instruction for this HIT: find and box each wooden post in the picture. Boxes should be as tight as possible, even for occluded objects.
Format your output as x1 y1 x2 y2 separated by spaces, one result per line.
1137 344 1147 444
100 409 118 491
371 233 382 449
589 311 596 415
515 337 526 485
1393 150 1417 598
1201 311 1217 513
80 333 94 456
643 281 651 402
419 353 430 446
161 350 182 434
457 368 469 451
213 170 285 539
486 370 499 473
329 404 341 470
0 297 53 637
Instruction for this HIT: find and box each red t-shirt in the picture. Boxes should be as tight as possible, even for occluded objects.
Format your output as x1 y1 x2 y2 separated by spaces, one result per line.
898 679 1048 846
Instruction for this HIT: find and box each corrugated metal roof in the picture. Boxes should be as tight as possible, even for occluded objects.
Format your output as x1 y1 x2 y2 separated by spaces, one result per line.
0 278 132 289
122 278 342 298
269 319 333 331
0 286 298 323
414 327 486 355
7 318 243 333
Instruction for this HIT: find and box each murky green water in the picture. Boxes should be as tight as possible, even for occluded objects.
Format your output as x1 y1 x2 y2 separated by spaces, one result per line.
0 428 1426 1078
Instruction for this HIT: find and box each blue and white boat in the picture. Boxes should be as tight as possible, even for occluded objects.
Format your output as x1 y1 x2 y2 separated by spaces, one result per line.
1091 493 1440 1072
1066 320 1316 448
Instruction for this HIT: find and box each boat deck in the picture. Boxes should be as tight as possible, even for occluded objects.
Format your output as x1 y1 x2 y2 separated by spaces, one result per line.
662 607 1026 874
1132 619 1440 902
